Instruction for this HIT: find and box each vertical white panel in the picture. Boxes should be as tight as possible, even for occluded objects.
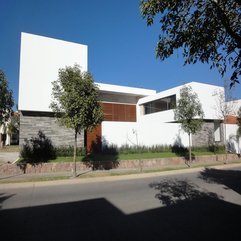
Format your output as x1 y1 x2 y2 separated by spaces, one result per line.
19 32 88 112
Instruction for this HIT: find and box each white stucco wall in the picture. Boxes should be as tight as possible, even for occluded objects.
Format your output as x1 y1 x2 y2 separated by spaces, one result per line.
137 82 224 122
18 32 88 112
102 122 138 147
226 124 241 154
102 121 189 148
97 82 156 97
226 99 241 116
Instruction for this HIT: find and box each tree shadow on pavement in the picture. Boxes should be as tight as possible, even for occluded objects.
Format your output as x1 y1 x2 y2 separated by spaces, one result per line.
1 185 241 241
149 178 221 206
199 168 241 195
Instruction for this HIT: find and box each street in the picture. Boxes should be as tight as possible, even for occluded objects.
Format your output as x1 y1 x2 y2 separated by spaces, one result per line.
1 165 241 241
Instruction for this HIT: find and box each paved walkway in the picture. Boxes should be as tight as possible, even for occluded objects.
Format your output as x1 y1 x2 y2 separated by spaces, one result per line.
1 162 241 187
0 152 19 164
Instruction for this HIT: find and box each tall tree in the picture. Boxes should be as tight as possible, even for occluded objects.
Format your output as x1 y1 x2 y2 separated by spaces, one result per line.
50 65 103 177
140 0 241 87
7 113 20 144
213 80 235 161
174 85 204 163
0 70 14 147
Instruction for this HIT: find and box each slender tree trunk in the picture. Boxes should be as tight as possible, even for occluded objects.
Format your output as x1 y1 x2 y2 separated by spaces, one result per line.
188 133 191 166
0 133 2 148
73 130 77 177
224 119 227 164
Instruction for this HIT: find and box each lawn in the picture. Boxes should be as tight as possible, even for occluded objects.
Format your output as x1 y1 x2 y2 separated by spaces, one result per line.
49 151 221 163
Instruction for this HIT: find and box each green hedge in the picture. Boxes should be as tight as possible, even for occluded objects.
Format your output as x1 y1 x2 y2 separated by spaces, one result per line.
102 144 226 155
55 146 86 157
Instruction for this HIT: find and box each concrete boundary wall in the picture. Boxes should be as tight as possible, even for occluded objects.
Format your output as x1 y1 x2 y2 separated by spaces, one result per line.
102 121 189 147
1 154 240 176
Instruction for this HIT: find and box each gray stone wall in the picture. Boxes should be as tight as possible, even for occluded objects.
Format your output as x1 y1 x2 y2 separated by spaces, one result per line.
192 121 224 146
20 111 84 147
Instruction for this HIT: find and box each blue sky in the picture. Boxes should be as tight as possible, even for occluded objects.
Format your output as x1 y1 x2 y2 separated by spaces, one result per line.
1 0 241 106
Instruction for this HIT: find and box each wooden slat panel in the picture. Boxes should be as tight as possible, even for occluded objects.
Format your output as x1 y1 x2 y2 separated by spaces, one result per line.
101 102 136 122
125 105 136 122
86 124 101 153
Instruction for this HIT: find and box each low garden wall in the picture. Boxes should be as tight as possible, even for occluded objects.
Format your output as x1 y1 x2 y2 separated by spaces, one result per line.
0 154 240 176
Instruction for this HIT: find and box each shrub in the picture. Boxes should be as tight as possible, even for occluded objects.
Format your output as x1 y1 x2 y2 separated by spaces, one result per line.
20 131 56 163
102 144 172 154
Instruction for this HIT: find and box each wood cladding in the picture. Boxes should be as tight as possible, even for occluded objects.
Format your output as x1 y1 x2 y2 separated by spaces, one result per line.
86 124 101 153
86 102 137 152
101 102 136 122
226 116 238 124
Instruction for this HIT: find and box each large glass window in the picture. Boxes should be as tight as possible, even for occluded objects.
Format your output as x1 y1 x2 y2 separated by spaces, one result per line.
143 95 176 115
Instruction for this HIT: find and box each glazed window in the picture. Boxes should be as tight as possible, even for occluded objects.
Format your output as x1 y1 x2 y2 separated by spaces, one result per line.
143 95 176 115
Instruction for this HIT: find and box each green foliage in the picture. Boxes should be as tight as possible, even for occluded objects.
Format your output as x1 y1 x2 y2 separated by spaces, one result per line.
50 64 103 176
140 0 241 86
192 145 225 153
55 146 86 157
174 85 204 135
50 64 103 133
7 114 20 136
0 70 14 125
20 131 56 164
102 144 172 154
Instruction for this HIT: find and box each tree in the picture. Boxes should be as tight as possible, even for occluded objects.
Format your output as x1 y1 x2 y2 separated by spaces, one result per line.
0 70 14 147
50 65 103 177
140 0 241 87
213 80 235 160
7 113 20 144
174 85 204 163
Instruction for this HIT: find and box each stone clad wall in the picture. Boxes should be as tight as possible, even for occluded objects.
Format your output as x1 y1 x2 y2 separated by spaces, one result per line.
20 111 84 147
192 122 224 146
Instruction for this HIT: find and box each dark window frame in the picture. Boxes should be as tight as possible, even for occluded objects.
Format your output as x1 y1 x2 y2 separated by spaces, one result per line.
143 95 176 115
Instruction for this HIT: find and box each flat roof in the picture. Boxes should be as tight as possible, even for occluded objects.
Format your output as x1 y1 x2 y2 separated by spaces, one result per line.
96 82 156 97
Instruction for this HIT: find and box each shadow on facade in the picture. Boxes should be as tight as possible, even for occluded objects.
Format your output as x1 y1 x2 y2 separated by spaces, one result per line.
83 135 119 170
171 135 195 161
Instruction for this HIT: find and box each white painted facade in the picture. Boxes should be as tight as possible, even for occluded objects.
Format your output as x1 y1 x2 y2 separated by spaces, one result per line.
18 32 88 112
137 82 224 122
102 121 189 147
102 82 225 148
0 123 11 146
96 82 156 97
226 99 241 116
226 124 241 154
18 33 241 153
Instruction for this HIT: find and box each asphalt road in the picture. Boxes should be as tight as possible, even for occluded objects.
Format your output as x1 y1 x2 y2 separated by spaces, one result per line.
1 166 241 241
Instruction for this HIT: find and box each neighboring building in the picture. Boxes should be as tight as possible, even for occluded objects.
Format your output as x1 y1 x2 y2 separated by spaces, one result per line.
0 112 19 146
225 99 241 154
18 33 241 153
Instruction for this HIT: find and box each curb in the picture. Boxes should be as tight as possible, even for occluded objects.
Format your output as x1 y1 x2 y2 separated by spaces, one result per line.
1 162 241 189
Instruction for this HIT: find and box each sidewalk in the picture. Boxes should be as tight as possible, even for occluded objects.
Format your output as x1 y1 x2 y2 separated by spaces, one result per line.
0 152 19 164
1 161 241 186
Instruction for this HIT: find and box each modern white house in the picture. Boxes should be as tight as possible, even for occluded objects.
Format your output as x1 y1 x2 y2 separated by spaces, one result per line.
18 32 241 153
